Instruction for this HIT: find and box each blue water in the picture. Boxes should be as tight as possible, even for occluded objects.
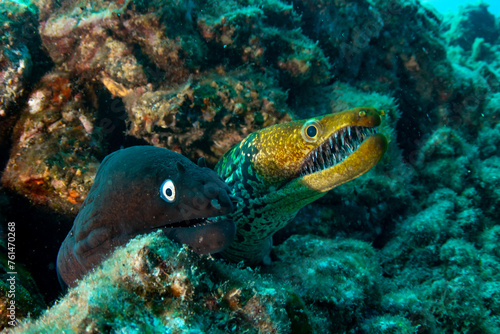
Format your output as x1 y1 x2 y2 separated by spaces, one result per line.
423 0 500 15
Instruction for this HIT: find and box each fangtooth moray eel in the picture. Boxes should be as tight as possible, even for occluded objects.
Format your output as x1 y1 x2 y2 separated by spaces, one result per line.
215 107 388 265
57 146 235 288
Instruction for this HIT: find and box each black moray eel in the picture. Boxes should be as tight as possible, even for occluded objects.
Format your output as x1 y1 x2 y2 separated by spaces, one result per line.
56 146 235 288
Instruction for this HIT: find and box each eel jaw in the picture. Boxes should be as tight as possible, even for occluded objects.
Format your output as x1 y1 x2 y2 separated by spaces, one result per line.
160 217 237 255
298 127 388 193
156 195 239 229
158 217 216 229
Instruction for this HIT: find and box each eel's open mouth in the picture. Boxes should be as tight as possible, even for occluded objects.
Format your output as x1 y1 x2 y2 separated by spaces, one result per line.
163 217 214 229
299 125 378 177
161 195 239 229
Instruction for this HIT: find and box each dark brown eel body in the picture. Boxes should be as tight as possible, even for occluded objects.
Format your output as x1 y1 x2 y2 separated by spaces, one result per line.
56 146 235 288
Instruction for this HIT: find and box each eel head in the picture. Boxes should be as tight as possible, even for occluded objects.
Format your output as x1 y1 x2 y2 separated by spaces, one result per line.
215 107 388 265
251 107 388 194
57 146 236 288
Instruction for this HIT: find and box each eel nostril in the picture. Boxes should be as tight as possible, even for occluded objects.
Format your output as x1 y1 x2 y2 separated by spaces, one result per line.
210 198 222 210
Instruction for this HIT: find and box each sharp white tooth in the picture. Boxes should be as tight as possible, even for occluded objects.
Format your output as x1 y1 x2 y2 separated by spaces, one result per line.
315 151 318 159
319 146 323 154
348 127 351 137
341 134 345 146
329 138 333 147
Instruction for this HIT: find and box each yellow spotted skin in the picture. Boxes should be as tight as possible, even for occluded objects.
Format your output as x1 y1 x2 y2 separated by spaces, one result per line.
215 107 388 264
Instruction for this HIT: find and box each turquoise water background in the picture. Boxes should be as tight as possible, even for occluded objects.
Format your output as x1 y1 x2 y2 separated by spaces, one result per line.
424 0 500 15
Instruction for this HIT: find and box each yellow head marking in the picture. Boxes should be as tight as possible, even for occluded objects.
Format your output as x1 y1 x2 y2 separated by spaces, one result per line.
249 107 387 190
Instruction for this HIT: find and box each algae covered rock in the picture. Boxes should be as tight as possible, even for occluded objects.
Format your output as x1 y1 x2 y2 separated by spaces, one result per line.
293 0 384 80
270 235 382 333
124 69 292 165
10 231 292 333
1 71 104 214
415 127 475 193
0 0 38 144
39 0 185 87
443 3 499 51
197 0 331 87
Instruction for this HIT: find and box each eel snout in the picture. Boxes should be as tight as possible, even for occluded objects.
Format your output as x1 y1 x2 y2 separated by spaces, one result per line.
180 171 235 220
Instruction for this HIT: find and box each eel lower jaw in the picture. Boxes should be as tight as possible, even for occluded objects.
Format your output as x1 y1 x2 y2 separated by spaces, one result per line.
298 133 388 193
156 196 239 230
160 217 236 254
157 217 219 229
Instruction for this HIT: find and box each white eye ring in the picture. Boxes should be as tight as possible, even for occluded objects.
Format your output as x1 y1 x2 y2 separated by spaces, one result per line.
160 179 176 203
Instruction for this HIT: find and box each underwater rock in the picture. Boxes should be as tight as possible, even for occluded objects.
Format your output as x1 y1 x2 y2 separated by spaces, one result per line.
356 0 456 158
416 127 475 193
292 0 384 80
197 0 331 88
475 156 500 219
124 69 292 165
11 232 292 333
381 187 479 275
12 232 391 333
438 5 500 146
363 0 453 101
270 235 381 332
376 183 499 332
39 0 191 89
1 71 104 215
0 0 38 144
360 314 420 333
442 3 499 52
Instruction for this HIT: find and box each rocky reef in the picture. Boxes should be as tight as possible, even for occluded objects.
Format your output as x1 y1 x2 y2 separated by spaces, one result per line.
0 0 499 332
8 232 292 333
2 71 104 213
0 0 39 146
123 69 292 165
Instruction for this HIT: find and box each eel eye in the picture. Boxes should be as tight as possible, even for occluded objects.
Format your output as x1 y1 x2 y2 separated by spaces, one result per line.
160 179 176 203
301 120 322 142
